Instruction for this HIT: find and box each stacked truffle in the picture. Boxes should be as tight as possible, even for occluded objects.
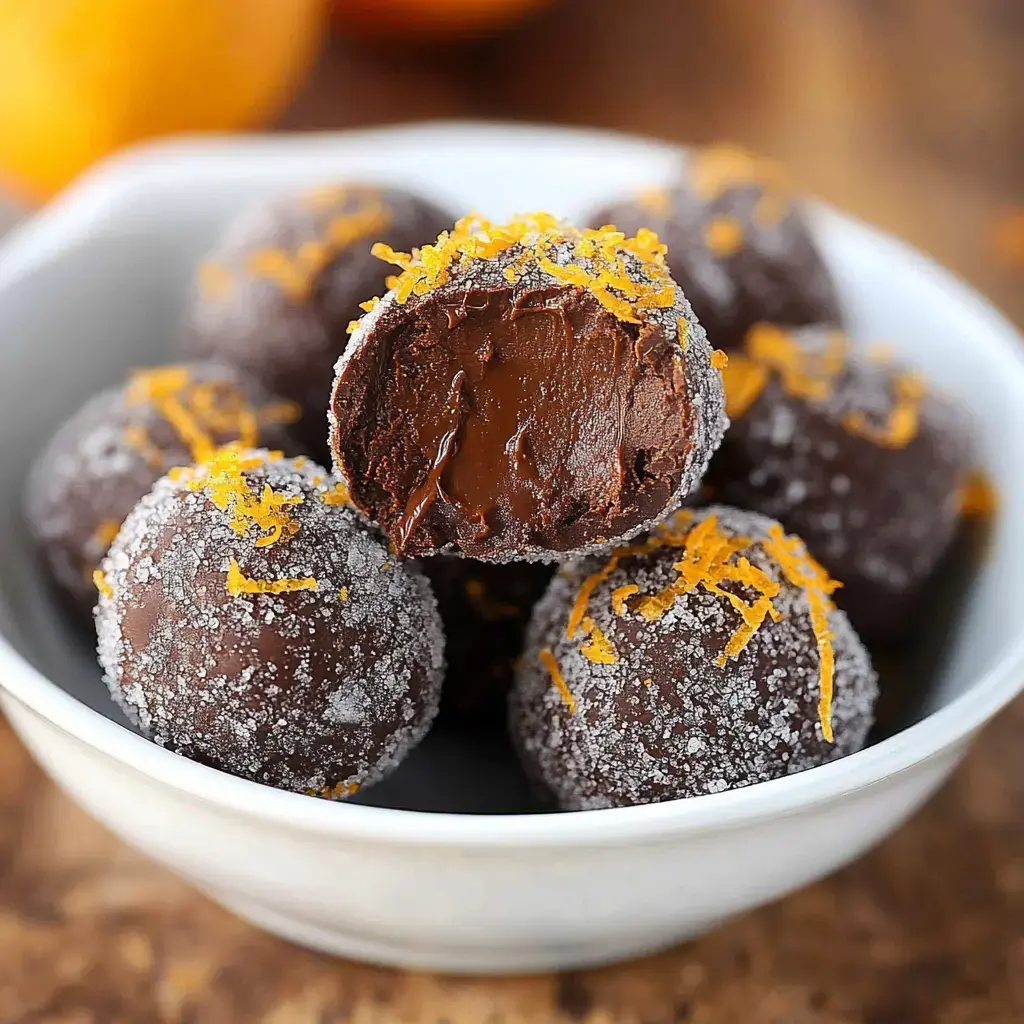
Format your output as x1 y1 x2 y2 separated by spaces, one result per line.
22 151 989 811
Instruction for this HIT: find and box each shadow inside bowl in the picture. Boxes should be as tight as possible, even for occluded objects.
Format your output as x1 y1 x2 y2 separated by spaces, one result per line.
868 516 993 744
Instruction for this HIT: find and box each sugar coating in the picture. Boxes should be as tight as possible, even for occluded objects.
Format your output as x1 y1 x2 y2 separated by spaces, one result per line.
24 362 296 610
510 505 878 810
331 221 728 563
711 326 971 598
95 452 445 797
587 146 842 352
183 183 455 447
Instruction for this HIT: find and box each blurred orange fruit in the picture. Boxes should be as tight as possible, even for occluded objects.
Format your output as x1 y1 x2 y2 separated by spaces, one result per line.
0 0 327 200
331 0 552 39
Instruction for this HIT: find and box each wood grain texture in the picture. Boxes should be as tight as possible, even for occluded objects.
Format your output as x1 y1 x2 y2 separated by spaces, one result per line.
3 1 1023 1020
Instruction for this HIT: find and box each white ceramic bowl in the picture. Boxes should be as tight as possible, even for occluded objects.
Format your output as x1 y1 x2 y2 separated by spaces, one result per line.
1 123 1023 975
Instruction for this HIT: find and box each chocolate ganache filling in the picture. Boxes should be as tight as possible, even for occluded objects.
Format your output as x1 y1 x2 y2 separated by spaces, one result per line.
330 215 727 561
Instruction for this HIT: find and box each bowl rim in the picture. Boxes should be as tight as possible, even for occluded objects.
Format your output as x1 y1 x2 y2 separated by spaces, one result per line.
2 120 1024 849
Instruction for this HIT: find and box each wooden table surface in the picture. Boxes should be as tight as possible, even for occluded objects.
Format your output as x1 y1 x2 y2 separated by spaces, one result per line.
3 1 1023 1020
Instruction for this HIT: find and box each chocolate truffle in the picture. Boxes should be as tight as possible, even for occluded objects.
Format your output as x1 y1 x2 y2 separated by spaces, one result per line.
421 556 553 722
707 324 972 644
183 182 455 450
588 143 842 351
510 506 877 810
25 362 299 612
331 213 728 561
95 448 445 797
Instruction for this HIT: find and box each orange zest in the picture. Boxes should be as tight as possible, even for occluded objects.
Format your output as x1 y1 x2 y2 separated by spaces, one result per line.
842 372 925 449
635 187 672 215
225 557 317 597
93 569 113 599
705 216 744 257
610 583 639 616
198 260 234 301
246 195 392 303
308 780 361 799
724 325 925 449
690 143 789 201
352 212 678 334
958 469 998 518
178 445 302 547
577 617 617 664
125 366 299 465
719 353 769 419
761 523 841 741
321 481 351 506
746 324 847 403
571 513 841 740
92 519 121 552
567 540 659 638
539 647 575 713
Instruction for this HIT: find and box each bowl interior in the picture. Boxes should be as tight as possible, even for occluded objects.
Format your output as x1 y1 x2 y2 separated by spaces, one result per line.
0 126 1022 815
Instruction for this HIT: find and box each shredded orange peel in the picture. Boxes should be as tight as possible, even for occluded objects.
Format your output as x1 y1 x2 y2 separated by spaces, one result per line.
721 325 925 449
92 519 121 552
563 511 842 741
690 143 789 202
321 481 351 506
577 617 617 664
307 780 361 799
842 372 926 449
202 189 393 305
611 584 639 616
170 446 324 599
958 469 997 518
635 187 672 215
226 558 317 597
540 647 576 713
173 445 302 549
348 212 679 336
125 366 300 466
705 216 745 257
93 569 113 599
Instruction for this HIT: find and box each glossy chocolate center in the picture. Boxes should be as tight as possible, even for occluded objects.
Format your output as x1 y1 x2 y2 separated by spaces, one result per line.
332 284 695 558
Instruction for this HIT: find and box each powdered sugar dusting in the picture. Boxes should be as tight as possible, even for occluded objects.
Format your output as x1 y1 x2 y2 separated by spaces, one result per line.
510 505 877 810
96 451 444 797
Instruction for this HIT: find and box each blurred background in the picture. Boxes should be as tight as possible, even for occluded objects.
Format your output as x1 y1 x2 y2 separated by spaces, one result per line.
1 0 1023 323
0 1 1022 1021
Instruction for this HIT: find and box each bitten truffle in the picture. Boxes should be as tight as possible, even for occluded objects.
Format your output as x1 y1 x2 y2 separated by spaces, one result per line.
331 213 728 561
95 448 445 797
588 143 842 351
25 362 299 612
510 506 877 809
707 324 972 644
183 182 454 451
421 556 553 722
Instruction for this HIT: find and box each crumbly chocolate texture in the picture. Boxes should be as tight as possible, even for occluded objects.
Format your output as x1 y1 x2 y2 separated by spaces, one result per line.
95 451 445 797
24 362 299 613
183 183 455 453
706 325 971 645
421 556 554 722
588 144 842 351
510 506 877 810
331 216 727 561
